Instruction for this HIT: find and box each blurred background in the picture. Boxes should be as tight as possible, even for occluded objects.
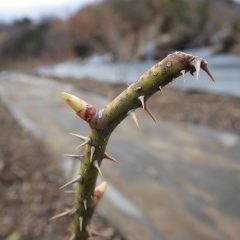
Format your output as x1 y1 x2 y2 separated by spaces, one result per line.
0 0 240 239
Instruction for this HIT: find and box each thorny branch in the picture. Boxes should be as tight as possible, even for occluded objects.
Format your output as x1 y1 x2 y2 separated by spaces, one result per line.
50 52 214 239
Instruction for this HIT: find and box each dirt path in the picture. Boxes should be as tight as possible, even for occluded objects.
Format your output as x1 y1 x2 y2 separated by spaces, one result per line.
0 101 66 239
1 71 240 240
0 100 124 239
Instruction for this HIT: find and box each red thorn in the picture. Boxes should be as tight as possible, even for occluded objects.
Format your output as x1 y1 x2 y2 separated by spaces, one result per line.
104 153 120 164
138 95 145 109
79 216 83 232
201 63 215 82
145 105 157 123
59 175 82 190
64 154 83 160
128 111 141 130
69 132 89 141
49 208 76 221
93 160 103 178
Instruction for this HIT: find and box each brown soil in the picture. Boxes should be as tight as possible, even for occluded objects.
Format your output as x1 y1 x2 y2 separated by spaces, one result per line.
0 101 124 240
52 77 240 135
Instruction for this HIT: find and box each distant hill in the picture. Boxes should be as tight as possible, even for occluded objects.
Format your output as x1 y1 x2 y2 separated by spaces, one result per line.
0 0 239 63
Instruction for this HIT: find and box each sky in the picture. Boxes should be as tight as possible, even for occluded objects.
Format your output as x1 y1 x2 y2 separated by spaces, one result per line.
0 0 99 23
0 0 239 23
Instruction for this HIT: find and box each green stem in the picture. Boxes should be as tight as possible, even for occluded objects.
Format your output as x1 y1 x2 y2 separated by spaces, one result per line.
72 129 109 239
71 52 212 239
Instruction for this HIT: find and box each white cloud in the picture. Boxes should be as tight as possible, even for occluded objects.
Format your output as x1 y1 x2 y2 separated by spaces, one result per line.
0 0 84 9
0 0 99 23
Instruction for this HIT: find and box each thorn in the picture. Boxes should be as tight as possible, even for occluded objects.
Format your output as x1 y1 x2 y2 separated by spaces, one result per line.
76 138 91 149
70 133 91 149
49 208 75 221
201 62 215 82
79 216 83 232
104 153 120 164
194 58 201 80
93 160 103 178
181 70 186 82
59 175 82 190
64 190 76 194
138 95 145 110
90 146 95 162
83 199 87 211
69 132 88 141
159 86 163 94
91 230 110 239
145 105 157 123
128 111 141 129
64 154 83 160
